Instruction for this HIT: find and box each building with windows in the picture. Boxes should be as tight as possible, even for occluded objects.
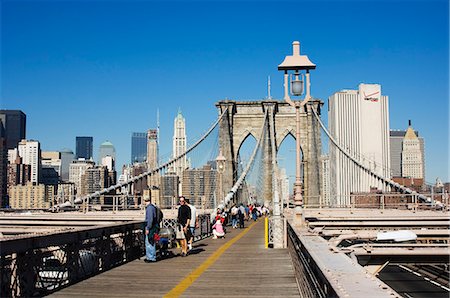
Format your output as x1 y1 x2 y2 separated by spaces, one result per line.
80 166 108 201
131 132 147 163
0 110 26 150
328 84 390 205
69 159 95 196
171 110 188 178
76 136 93 160
9 183 55 209
18 139 41 184
60 148 75 182
160 173 179 208
390 122 425 180
0 119 7 207
99 141 116 167
181 164 216 208
401 122 424 180
147 129 160 200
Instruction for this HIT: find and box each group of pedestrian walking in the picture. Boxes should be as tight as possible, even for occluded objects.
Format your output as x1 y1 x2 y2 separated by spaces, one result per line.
143 196 269 262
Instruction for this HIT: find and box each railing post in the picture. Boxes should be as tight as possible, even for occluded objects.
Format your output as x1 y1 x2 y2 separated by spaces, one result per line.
265 217 269 248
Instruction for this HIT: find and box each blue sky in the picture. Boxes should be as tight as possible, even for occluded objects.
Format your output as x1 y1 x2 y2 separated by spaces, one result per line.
1 0 448 183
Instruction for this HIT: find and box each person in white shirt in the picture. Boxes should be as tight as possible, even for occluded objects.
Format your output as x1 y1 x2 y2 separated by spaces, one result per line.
230 204 238 228
185 198 197 251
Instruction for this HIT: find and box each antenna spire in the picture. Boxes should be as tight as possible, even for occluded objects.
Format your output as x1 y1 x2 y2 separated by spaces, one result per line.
157 108 160 145
267 76 272 99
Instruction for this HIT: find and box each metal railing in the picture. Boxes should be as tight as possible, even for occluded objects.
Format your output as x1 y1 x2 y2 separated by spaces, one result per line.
286 222 331 298
0 215 212 297
284 193 449 212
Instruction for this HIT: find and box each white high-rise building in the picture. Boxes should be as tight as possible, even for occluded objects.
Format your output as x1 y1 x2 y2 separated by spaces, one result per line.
401 123 423 179
17 140 41 184
172 110 188 177
328 84 390 205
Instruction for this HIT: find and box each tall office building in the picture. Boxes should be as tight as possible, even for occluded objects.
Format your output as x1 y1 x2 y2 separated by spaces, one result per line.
131 132 147 163
390 124 425 179
0 119 7 207
69 159 95 196
401 122 424 180
146 129 160 201
98 141 116 167
17 140 41 184
328 84 390 205
41 151 61 185
76 137 93 160
181 164 216 208
80 166 108 198
146 129 158 169
160 173 179 208
60 148 75 182
171 110 188 177
0 110 26 150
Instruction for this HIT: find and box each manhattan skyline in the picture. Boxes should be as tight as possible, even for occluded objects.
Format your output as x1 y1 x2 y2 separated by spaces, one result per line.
1 0 448 182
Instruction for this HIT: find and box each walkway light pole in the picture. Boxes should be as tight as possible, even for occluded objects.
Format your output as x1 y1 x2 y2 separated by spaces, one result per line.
216 150 226 208
278 41 316 224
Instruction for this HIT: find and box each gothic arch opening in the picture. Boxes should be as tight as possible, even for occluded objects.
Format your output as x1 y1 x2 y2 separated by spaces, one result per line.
277 132 304 204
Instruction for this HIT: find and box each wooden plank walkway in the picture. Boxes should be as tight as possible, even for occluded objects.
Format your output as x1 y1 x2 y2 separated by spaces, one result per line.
49 220 300 297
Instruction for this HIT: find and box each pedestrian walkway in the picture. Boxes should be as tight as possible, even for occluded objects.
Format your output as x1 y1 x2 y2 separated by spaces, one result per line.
49 220 300 297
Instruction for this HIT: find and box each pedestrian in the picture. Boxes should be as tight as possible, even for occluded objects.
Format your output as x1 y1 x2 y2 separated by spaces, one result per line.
212 219 225 239
177 196 191 257
143 197 157 263
238 204 245 228
231 204 238 228
185 198 197 252
252 206 258 221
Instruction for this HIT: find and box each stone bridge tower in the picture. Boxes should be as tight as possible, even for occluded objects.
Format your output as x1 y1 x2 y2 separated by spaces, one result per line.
216 99 323 207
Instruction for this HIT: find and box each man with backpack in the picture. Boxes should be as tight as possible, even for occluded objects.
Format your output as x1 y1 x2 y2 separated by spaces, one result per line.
143 197 163 263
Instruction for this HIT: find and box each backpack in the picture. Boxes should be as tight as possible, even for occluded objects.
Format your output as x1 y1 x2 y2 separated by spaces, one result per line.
153 204 164 227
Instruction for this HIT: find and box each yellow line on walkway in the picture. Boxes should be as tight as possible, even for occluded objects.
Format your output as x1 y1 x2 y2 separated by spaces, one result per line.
164 221 258 298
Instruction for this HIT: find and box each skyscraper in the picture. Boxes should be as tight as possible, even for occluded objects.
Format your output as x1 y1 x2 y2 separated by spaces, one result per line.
60 148 75 182
0 119 7 207
147 129 158 170
131 132 147 163
69 159 95 196
98 141 116 166
390 124 425 179
0 110 26 150
76 136 93 160
17 140 41 184
146 129 160 202
171 110 188 177
181 164 216 208
328 84 390 205
401 121 424 180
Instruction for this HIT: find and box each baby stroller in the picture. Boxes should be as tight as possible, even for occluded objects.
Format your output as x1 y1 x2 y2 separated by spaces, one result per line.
158 227 175 258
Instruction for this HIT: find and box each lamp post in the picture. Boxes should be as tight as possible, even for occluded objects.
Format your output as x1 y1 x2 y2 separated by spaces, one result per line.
278 41 316 225
216 150 226 208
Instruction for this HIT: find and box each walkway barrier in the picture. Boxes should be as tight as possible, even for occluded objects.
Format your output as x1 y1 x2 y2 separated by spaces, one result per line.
0 215 212 298
287 222 336 298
